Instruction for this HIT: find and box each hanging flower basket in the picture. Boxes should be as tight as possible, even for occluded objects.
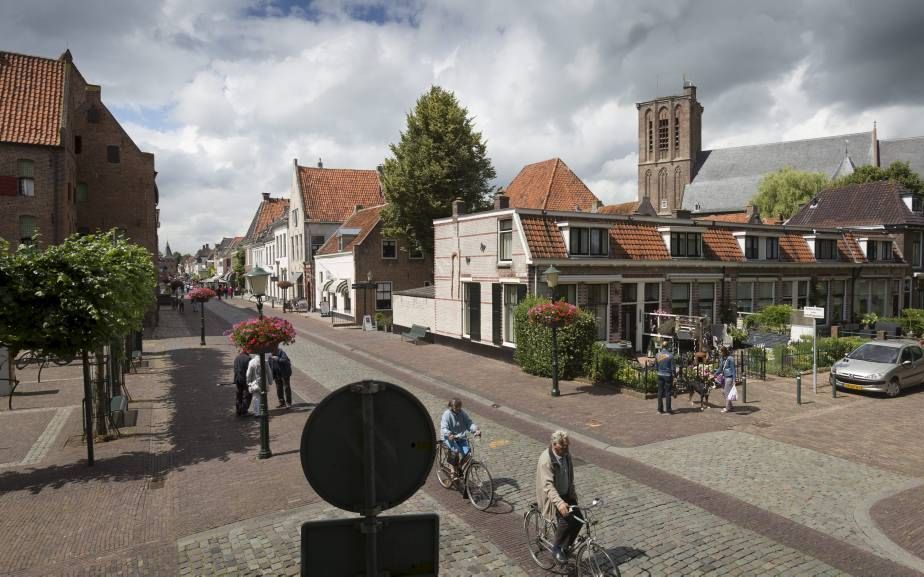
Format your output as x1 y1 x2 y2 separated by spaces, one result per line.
276 280 294 290
225 316 296 354
527 301 579 329
188 287 217 303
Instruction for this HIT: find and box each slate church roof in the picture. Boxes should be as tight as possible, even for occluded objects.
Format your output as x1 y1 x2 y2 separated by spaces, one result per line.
684 132 875 213
880 136 924 179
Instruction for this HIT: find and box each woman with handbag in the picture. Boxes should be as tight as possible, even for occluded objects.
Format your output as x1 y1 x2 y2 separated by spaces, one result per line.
715 346 737 413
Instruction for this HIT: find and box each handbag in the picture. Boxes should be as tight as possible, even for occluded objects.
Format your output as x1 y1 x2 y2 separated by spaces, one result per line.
714 374 725 386
727 383 739 402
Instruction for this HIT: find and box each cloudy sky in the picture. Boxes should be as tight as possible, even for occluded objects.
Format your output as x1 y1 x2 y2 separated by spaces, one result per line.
5 0 924 255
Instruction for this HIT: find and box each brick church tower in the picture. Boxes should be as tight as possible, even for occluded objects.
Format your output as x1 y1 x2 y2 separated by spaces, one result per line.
636 82 703 214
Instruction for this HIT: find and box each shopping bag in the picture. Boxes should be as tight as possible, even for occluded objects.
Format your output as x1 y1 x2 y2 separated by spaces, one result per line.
727 384 738 402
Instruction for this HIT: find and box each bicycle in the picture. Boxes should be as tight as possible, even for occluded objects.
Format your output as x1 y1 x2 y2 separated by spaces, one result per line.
524 497 619 576
435 432 495 510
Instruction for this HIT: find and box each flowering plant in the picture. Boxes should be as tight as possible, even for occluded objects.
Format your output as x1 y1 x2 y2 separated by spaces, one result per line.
527 301 579 328
188 287 217 302
225 316 296 354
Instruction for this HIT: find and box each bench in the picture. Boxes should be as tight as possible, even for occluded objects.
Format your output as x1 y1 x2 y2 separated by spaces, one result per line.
109 394 128 437
401 324 429 345
292 299 309 313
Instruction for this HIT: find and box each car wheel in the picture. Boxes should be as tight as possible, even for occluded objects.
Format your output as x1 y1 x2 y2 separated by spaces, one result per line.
886 378 901 398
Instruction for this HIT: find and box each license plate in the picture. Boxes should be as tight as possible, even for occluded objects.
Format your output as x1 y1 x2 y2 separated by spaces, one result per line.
843 383 864 391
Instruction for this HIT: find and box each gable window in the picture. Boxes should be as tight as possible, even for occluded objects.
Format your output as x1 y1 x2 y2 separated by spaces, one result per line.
670 232 702 258
382 239 397 259
18 160 34 196
292 209 298 228
310 235 325 257
766 237 779 260
569 227 607 257
745 236 759 259
376 281 392 310
498 219 513 261
816 239 838 260
107 145 120 164
77 182 88 202
19 215 37 245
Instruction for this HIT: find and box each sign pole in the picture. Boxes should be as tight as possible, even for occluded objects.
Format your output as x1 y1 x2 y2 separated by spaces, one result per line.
812 317 817 395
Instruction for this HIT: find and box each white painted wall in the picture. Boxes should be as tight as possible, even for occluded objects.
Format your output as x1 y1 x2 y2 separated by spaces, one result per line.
314 252 355 315
393 295 435 329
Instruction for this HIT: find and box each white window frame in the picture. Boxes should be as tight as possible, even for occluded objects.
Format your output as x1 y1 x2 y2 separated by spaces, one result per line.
381 239 398 260
498 219 513 262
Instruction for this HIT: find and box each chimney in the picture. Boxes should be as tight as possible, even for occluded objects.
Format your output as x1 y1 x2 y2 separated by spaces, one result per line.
591 199 604 213
376 164 384 176
317 158 323 169
672 209 692 220
452 199 466 217
494 193 509 210
262 192 270 200
353 204 363 214
745 204 758 221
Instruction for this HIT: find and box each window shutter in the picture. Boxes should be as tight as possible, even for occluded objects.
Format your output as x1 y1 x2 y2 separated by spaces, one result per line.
492 283 502 345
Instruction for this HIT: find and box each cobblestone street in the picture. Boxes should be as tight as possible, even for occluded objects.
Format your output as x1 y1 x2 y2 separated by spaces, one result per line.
1 301 924 575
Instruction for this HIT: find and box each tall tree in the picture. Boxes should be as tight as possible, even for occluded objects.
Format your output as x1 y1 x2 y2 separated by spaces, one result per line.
380 86 496 254
751 167 829 221
830 160 924 193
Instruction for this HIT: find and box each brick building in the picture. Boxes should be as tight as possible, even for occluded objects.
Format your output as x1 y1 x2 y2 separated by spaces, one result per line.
0 50 157 254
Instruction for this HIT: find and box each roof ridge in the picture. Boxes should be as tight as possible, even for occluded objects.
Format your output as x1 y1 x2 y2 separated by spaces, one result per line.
701 131 873 154
297 165 378 173
880 135 924 144
543 159 561 210
0 50 67 64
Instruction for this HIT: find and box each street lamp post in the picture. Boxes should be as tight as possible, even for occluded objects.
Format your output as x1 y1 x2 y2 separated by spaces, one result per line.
245 265 272 459
544 265 561 397
366 271 374 326
199 299 206 346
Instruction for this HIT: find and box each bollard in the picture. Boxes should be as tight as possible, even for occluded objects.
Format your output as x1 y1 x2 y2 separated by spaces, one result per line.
832 375 836 398
741 377 747 403
796 374 802 405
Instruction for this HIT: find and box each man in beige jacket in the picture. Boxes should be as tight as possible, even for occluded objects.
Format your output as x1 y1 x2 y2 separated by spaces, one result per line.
536 430 580 565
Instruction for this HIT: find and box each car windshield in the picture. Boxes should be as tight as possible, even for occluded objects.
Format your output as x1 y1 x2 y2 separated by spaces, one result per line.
848 344 899 364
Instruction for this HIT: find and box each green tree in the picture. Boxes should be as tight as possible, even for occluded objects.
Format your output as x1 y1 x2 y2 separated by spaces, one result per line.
752 168 829 221
380 86 496 254
232 248 246 291
830 160 924 193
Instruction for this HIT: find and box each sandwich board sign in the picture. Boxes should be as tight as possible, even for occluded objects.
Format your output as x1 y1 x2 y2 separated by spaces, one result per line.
299 380 438 576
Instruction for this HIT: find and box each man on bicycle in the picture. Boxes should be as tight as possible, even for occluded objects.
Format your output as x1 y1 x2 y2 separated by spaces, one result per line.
440 398 480 477
537 430 580 565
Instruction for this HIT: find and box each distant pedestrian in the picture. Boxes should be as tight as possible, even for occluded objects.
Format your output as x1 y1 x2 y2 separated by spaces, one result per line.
715 346 737 413
655 340 674 415
178 298 185 313
246 354 273 417
269 347 293 407
233 349 252 416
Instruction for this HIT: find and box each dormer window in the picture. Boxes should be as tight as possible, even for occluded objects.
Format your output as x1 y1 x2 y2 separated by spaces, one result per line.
745 237 759 260
866 240 893 262
569 227 608 257
670 231 702 257
735 231 781 260
817 239 838 260
766 237 779 260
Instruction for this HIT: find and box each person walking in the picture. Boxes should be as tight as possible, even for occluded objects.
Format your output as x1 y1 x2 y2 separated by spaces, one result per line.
233 349 252 416
269 347 293 407
245 353 274 417
536 430 581 565
716 346 737 413
655 339 674 415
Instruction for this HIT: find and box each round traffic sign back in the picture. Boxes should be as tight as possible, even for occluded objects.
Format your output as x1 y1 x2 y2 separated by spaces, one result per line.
300 380 436 513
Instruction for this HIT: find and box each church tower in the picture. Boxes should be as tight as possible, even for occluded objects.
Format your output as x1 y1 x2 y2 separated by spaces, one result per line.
636 82 703 214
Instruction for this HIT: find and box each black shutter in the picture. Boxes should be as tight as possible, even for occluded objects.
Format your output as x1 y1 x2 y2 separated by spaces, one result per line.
492 283 502 345
468 282 481 341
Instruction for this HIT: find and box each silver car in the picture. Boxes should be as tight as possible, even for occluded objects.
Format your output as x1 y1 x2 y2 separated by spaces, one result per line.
830 339 924 397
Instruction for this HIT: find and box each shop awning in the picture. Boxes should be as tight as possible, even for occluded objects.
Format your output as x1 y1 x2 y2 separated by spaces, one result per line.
336 279 349 296
322 278 335 292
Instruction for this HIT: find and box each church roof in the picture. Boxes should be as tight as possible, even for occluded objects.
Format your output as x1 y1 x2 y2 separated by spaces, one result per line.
880 136 924 179
505 158 601 212
684 132 874 213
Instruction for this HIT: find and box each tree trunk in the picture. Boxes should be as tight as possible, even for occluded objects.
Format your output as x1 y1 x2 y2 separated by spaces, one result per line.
94 347 108 438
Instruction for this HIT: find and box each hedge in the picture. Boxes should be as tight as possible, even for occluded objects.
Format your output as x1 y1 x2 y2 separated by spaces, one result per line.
585 342 658 394
514 295 597 380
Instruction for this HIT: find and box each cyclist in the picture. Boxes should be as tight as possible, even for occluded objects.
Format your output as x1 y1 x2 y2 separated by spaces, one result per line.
536 430 580 565
440 398 480 477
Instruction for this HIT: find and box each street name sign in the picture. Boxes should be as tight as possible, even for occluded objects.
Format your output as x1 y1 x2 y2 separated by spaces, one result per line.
804 306 825 319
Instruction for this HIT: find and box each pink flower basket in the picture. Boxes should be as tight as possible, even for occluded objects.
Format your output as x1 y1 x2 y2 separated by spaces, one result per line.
527 301 579 329
188 287 217 303
225 317 296 354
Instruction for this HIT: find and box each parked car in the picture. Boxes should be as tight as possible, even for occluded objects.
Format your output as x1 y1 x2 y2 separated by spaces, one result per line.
829 339 924 397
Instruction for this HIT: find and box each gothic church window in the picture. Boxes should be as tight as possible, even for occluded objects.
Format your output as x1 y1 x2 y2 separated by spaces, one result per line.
658 168 668 209
645 170 652 198
674 106 681 151
646 110 653 159
674 167 683 207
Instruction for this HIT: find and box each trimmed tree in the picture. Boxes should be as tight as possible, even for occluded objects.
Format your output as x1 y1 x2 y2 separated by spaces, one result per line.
752 167 829 221
380 86 496 254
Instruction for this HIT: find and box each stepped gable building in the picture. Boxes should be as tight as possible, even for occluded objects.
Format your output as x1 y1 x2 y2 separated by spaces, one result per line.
636 82 924 218
287 159 383 306
0 50 157 254
505 158 601 211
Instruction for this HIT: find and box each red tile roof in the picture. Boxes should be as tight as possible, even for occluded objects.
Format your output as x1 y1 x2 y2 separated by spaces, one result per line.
316 205 385 256
702 229 744 261
505 158 600 212
245 197 288 242
519 215 567 258
610 222 670 260
779 234 814 262
297 166 383 223
840 233 865 263
695 212 754 223
0 51 66 146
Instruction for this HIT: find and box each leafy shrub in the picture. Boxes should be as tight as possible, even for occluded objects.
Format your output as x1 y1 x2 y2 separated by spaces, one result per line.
584 342 657 393
750 304 793 333
514 295 596 380
899 308 924 336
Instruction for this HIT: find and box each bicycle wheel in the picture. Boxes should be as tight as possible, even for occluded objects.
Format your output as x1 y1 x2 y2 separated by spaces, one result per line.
576 542 619 577
15 352 34 371
524 508 556 570
53 354 74 366
435 443 453 489
464 460 494 510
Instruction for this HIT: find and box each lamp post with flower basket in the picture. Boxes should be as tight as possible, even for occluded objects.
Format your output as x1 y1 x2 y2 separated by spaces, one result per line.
188 287 217 346
530 266 579 397
277 280 293 312
245 265 271 319
225 316 296 459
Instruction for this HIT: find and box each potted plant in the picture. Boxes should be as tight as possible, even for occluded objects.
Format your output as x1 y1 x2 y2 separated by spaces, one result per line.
374 311 393 332
225 316 296 354
861 312 879 331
